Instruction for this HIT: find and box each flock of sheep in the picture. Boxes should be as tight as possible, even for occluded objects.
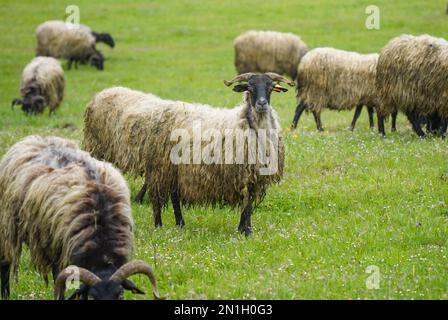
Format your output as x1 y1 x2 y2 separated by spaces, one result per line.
1 19 447 300
237 31 448 137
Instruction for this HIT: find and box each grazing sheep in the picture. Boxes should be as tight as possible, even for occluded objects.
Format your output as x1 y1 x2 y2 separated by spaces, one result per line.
375 34 448 137
290 47 395 132
11 57 65 115
234 30 308 80
0 136 163 300
84 73 293 236
36 20 106 70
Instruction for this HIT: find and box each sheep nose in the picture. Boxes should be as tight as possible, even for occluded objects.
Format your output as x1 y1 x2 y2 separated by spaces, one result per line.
257 97 267 106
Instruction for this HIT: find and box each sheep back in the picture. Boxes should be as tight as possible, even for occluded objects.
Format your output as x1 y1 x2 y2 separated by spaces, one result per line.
0 135 133 275
21 57 65 112
234 30 308 79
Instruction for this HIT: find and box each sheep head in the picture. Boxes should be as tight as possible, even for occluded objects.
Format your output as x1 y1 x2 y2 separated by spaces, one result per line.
54 260 165 300
12 84 46 115
87 46 105 71
224 72 295 113
92 32 115 48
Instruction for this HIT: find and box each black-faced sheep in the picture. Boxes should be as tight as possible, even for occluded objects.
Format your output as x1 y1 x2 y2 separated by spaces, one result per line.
234 30 308 80
11 57 65 115
291 47 395 132
0 136 163 300
36 21 107 70
375 34 448 137
83 73 293 236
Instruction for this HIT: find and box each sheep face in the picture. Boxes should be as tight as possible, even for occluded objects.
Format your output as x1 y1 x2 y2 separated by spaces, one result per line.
71 276 143 300
87 48 105 70
11 89 46 115
230 74 289 113
55 260 163 300
86 281 125 300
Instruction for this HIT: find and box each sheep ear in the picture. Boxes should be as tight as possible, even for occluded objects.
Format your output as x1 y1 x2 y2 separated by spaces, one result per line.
273 84 288 93
232 84 249 92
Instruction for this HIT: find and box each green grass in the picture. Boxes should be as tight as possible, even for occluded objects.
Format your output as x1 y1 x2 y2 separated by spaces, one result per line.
1 0 448 300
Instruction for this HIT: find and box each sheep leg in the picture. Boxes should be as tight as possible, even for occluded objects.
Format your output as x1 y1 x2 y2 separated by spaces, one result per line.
291 101 307 130
52 263 59 284
151 196 163 227
67 59 73 70
74 60 78 70
135 184 147 204
377 113 386 136
1 261 11 299
391 110 398 132
349 104 363 131
368 106 375 129
312 111 324 131
407 112 426 138
171 186 185 227
439 119 447 138
238 198 252 236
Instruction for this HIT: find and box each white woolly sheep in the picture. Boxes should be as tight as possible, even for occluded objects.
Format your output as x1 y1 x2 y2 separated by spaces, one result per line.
291 47 395 132
375 34 448 137
11 57 65 115
234 30 309 80
0 135 163 300
83 73 293 236
36 20 106 70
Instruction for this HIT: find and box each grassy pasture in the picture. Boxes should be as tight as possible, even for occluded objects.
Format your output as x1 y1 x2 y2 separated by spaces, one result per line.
0 0 448 299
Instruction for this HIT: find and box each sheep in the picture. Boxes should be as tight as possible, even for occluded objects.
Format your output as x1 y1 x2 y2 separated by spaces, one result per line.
0 135 163 300
11 57 65 115
375 34 448 137
83 73 293 236
36 20 106 70
234 30 309 80
290 47 396 132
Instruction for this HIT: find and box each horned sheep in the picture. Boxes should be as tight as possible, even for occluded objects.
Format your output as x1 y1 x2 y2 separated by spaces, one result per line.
11 57 65 115
83 73 293 236
0 135 163 300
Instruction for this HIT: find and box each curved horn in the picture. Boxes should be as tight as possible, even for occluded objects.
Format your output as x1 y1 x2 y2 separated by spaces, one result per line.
223 73 257 86
110 260 165 300
54 266 101 300
11 98 22 110
265 72 295 86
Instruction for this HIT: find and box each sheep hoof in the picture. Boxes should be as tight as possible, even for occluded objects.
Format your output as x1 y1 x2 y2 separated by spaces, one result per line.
238 226 252 236
176 220 185 228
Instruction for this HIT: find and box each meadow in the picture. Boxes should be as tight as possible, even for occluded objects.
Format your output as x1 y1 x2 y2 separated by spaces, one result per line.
0 0 448 299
